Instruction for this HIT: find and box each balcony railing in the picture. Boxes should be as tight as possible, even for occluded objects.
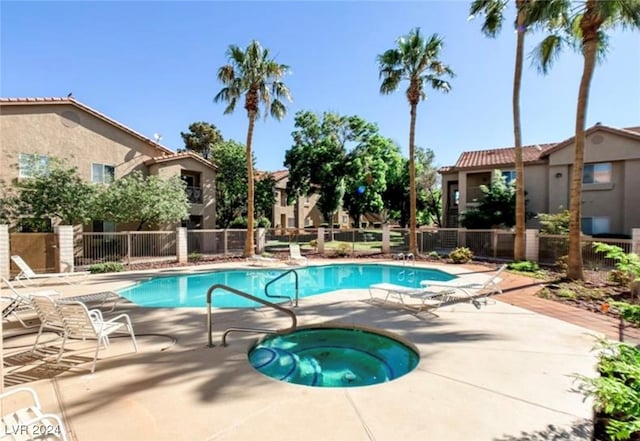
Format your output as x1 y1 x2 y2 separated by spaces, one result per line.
186 186 203 204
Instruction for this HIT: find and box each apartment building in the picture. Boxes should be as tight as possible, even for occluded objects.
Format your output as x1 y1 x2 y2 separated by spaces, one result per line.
0 97 216 230
440 124 640 236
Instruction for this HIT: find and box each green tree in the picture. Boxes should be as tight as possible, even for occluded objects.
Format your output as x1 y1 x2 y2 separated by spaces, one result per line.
343 135 398 227
378 28 454 255
0 160 96 230
528 0 640 280
254 173 276 224
460 170 518 229
285 111 395 230
215 40 292 256
96 171 189 230
211 140 249 227
469 0 536 261
180 121 224 160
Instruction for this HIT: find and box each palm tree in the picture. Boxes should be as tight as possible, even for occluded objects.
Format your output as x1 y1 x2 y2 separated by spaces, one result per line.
215 40 292 256
529 0 640 280
469 0 530 262
377 28 454 255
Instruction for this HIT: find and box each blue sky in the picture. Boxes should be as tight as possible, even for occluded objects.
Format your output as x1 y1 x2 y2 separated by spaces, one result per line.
2 1 639 172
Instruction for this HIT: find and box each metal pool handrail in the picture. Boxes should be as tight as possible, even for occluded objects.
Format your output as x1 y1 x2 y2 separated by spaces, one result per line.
206 283 297 347
264 269 299 307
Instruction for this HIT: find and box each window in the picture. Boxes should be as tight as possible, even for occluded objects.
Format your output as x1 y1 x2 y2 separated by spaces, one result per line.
280 190 287 207
342 215 348 224
583 163 611 184
287 217 296 227
92 163 115 184
19 153 49 178
581 217 609 235
92 220 116 232
501 170 516 183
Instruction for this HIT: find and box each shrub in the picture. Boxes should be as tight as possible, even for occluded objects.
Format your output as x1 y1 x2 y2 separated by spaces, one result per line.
309 239 318 249
334 242 351 257
428 251 441 259
556 255 569 271
575 339 640 441
188 252 202 262
508 261 539 273
556 288 576 299
449 247 473 264
89 262 125 273
256 216 271 228
593 243 640 288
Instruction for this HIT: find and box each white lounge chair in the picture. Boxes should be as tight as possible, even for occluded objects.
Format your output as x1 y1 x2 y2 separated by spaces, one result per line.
0 386 69 441
368 282 452 313
56 301 138 373
289 243 308 266
247 254 280 267
418 264 507 308
11 255 90 287
1 276 60 328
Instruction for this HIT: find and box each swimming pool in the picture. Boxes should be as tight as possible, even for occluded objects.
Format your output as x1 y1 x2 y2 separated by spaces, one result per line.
118 263 456 308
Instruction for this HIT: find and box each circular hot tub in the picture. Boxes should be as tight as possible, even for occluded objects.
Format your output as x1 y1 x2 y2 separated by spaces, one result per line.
248 326 419 388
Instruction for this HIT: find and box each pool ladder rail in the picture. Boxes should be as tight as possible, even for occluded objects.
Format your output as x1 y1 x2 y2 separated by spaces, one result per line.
206 282 298 347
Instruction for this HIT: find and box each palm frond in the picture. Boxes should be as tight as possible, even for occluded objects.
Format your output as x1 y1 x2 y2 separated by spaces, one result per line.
270 99 287 120
469 0 508 37
379 75 402 95
530 34 565 74
217 65 235 85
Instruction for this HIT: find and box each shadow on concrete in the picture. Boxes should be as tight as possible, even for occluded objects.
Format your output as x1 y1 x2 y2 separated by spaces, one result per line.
493 419 592 441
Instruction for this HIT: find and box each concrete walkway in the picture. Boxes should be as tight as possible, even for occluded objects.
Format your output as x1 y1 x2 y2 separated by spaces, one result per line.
3 260 635 440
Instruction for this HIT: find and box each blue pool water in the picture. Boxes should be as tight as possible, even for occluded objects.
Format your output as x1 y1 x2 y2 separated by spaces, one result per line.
118 263 456 308
248 326 420 387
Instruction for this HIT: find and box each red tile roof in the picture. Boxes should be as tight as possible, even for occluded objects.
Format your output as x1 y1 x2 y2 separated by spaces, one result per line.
449 143 555 171
0 97 175 156
144 151 217 170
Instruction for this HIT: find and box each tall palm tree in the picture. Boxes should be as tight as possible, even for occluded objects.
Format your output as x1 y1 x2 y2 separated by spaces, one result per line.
529 0 640 280
377 28 454 255
469 0 530 262
215 40 292 256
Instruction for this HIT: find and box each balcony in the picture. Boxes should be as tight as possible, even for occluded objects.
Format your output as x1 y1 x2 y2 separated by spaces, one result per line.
186 186 203 204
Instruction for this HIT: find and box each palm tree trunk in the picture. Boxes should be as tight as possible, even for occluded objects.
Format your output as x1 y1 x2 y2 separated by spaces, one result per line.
244 112 257 257
513 5 526 262
567 26 598 280
408 102 417 255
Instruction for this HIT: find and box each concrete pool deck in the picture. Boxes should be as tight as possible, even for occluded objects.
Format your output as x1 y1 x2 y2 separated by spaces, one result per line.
1 260 617 440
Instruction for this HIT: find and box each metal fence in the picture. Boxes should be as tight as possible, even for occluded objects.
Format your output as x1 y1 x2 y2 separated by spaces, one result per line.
72 226 638 268
74 231 176 267
186 229 247 257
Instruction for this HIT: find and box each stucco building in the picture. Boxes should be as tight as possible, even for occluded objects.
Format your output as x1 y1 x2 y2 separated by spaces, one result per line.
440 124 640 236
0 97 216 231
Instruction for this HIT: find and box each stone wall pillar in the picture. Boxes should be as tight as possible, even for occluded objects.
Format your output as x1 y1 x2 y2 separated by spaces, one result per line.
382 224 390 254
0 225 9 280
632 228 640 255
256 228 265 254
176 227 187 264
55 225 75 272
317 228 325 254
525 229 539 262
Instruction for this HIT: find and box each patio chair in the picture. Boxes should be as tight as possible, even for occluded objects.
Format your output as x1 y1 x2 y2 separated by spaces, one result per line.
30 293 71 355
289 243 308 266
0 386 69 441
1 276 60 328
418 264 507 308
56 301 137 373
368 282 452 313
11 255 90 287
247 254 280 267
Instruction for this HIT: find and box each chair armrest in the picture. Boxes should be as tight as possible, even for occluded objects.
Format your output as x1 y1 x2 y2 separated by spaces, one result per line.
0 387 41 408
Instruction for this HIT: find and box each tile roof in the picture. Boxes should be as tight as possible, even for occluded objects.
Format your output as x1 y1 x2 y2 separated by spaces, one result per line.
144 151 217 170
0 97 174 156
450 143 555 171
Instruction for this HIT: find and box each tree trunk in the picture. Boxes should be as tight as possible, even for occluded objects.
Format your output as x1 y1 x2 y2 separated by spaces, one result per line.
567 12 599 280
513 5 526 262
244 112 257 257
408 102 418 255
